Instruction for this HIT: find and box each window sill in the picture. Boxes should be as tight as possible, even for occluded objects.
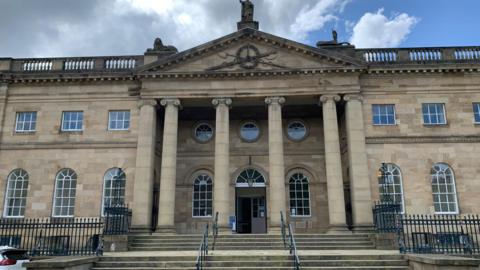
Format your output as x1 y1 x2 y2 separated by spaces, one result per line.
423 123 448 127
192 216 213 219
59 130 83 134
14 131 36 135
372 124 397 126
290 215 311 218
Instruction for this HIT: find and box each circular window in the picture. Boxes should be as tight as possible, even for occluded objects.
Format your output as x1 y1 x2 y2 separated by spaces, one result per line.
194 123 214 143
287 121 307 141
240 121 260 142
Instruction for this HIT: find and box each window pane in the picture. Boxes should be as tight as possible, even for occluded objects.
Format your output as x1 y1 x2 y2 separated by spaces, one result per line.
52 169 77 217
289 172 311 216
15 112 37 132
372 105 395 125
192 174 213 217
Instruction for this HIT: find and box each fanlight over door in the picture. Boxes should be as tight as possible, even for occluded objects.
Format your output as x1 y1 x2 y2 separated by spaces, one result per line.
236 168 266 188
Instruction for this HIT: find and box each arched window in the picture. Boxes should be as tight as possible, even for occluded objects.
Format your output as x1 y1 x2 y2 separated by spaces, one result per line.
289 172 311 217
236 168 265 187
4 169 29 218
102 168 126 215
52 168 77 217
431 163 458 214
192 173 213 217
378 163 405 213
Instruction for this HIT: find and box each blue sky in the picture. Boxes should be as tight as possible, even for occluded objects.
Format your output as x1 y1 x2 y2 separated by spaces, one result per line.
0 0 479 58
309 0 480 48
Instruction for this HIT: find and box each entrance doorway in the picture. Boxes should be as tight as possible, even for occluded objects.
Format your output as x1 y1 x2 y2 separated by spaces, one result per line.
235 168 267 234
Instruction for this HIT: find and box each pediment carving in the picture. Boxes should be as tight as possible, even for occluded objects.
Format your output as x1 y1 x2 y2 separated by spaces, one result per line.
136 29 364 75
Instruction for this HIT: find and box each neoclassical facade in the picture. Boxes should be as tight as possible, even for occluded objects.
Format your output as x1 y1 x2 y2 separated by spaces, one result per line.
1 9 480 234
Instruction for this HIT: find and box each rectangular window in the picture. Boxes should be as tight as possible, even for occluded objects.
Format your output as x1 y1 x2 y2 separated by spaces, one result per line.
372 104 396 125
473 103 480 124
422 103 446 125
61 111 83 131
108 111 130 130
15 112 37 132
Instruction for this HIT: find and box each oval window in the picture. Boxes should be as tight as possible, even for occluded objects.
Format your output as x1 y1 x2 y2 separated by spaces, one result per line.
240 122 260 142
287 121 307 141
194 123 214 143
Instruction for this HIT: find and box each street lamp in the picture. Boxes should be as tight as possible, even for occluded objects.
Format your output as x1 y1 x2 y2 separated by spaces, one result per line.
377 163 393 204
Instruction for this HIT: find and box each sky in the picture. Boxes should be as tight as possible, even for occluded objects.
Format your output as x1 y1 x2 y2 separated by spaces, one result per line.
0 0 479 58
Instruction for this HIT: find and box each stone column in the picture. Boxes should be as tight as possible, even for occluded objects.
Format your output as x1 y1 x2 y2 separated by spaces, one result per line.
132 99 157 231
212 98 232 230
157 98 181 232
344 94 373 230
320 95 348 233
265 96 287 230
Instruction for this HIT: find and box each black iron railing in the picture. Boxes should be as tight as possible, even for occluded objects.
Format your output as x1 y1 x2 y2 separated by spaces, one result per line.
0 218 103 256
373 202 480 255
211 212 219 251
372 201 401 233
281 211 301 269
103 204 132 235
398 214 480 254
280 211 287 248
288 224 301 270
195 224 209 270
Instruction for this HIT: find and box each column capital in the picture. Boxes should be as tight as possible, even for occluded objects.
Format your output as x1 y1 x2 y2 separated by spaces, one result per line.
138 98 158 108
343 94 363 102
265 96 286 106
160 98 181 107
212 97 232 108
319 94 341 104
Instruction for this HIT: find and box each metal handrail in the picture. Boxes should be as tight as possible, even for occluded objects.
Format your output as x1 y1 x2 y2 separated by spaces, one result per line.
288 224 301 270
211 212 219 250
280 211 287 248
195 224 209 270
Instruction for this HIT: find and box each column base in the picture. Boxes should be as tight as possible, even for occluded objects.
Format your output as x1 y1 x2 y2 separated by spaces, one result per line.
326 225 351 234
352 224 374 233
130 226 152 234
155 226 177 234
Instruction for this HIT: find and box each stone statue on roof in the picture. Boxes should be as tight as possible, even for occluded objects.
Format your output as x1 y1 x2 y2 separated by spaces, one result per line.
240 0 254 22
146 38 178 54
237 0 259 30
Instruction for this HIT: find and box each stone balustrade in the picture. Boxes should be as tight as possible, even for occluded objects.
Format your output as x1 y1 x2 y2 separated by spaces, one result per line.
357 46 480 63
0 56 143 72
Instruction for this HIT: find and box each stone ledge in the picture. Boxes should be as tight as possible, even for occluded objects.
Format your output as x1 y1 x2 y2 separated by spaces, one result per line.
406 254 480 266
24 256 98 269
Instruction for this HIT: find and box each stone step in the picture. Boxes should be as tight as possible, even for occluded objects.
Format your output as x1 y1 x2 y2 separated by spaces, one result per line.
99 255 405 262
92 266 410 270
95 259 408 267
128 246 376 251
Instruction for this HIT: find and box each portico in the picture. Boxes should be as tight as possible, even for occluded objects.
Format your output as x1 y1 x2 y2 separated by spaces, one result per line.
131 88 372 233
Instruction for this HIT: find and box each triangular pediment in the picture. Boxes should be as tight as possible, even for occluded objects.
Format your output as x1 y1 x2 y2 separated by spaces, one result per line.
136 28 364 74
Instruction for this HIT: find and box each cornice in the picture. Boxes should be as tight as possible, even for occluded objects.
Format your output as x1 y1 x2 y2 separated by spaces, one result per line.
366 135 480 144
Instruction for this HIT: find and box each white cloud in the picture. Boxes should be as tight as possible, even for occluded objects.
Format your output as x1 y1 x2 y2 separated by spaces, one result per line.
349 8 419 48
0 0 351 57
290 0 349 41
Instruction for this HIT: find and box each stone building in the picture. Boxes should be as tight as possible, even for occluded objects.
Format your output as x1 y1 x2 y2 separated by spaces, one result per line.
0 2 480 235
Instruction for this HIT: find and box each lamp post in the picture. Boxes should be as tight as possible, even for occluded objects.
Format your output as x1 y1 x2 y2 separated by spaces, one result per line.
377 163 393 204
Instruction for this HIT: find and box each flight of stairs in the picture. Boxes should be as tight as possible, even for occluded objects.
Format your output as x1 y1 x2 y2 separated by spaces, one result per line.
90 233 410 269
128 233 375 251
92 254 410 270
